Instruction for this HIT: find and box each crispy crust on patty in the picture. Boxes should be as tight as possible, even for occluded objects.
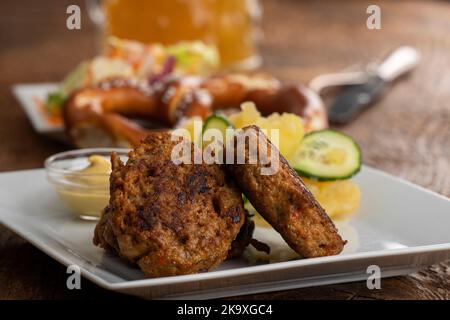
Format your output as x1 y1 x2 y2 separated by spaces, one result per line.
225 125 345 258
94 132 247 277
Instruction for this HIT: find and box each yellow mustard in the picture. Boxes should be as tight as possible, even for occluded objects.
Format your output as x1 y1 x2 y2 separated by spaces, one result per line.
56 155 111 219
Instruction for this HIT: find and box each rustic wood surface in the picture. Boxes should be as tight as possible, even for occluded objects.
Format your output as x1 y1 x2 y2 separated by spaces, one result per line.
0 0 449 299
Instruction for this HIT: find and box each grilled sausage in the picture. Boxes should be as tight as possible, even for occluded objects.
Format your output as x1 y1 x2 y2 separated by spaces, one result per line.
225 125 345 258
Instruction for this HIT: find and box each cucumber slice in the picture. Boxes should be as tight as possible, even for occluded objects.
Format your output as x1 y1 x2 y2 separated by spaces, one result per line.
290 129 361 181
202 114 234 148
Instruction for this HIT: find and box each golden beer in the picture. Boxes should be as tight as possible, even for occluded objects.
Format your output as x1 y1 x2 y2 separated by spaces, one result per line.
101 0 261 69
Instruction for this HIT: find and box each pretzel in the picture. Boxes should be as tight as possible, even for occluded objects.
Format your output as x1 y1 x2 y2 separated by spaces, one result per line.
63 74 327 148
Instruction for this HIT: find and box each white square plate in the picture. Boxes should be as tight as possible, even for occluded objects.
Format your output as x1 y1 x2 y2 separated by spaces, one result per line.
0 165 449 299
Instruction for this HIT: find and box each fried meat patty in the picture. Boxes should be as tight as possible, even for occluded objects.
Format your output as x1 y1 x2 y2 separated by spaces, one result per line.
225 125 345 258
94 132 247 277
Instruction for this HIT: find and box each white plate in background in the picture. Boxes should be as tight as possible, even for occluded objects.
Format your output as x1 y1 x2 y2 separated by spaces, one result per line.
0 165 449 299
12 83 62 133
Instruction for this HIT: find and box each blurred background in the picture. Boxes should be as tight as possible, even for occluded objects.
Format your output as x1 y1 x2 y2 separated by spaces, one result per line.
1 0 449 176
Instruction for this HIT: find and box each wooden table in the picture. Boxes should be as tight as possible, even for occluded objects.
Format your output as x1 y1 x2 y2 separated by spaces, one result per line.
0 0 449 299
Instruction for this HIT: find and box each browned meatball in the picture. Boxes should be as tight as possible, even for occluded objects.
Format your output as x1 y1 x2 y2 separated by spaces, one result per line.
94 132 247 277
225 125 345 258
